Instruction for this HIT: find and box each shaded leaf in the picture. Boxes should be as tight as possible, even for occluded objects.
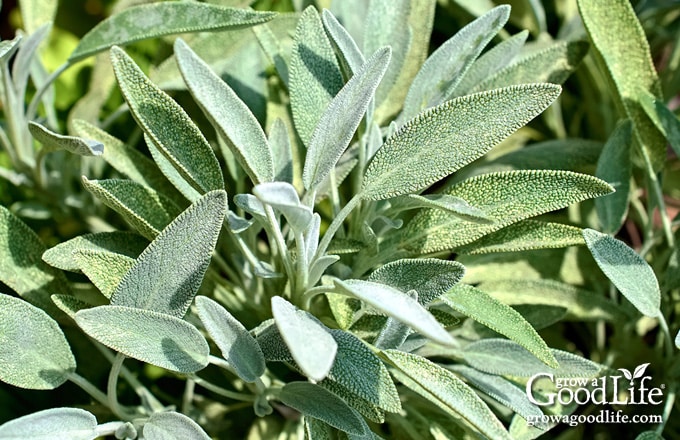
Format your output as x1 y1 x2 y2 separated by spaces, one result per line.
143 411 211 440
319 380 386 424
595 120 632 234
0 407 97 440
74 250 135 299
322 9 365 76
253 182 312 234
28 122 103 156
51 294 91 320
640 91 680 157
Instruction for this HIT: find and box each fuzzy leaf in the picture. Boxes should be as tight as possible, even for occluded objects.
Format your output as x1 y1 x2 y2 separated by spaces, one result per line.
401 5 510 120
322 9 365 75
583 228 660 317
111 46 223 196
362 84 561 200
70 3 274 62
145 134 201 202
82 178 182 240
195 296 265 382
74 250 135 299
12 23 51 100
595 120 632 234
175 38 274 184
441 284 557 368
268 118 294 184
271 296 337 382
303 47 391 191
75 305 209 373
640 91 680 157
578 0 666 171
334 279 455 346
0 407 97 440
382 350 512 440
319 380 386 424
0 36 21 63
289 6 344 146
484 138 603 173
390 194 492 223
111 190 227 318
253 182 313 234
51 295 91 320
28 122 103 156
368 258 465 305
143 411 211 440
398 170 613 254
278 382 367 436
0 293 76 389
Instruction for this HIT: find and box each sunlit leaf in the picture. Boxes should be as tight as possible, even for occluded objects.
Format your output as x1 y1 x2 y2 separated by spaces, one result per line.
0 407 97 440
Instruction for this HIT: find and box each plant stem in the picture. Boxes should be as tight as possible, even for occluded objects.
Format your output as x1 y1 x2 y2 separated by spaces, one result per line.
67 372 111 409
315 193 362 261
182 378 196 415
264 205 295 284
191 375 256 402
108 353 129 420
643 148 675 248
26 62 69 123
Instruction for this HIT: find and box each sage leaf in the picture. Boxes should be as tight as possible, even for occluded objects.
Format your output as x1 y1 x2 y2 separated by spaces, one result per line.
578 0 666 171
111 190 227 318
175 38 274 184
401 5 510 120
368 258 465 305
334 279 455 346
389 194 492 223
75 305 209 373
28 121 103 156
675 330 680 350
12 23 51 100
70 3 274 62
485 138 603 173
0 293 76 389
195 296 265 382
595 120 632 234
111 46 223 196
51 295 91 320
382 350 512 440
0 36 21 64
269 118 294 184
0 407 97 440
441 284 557 368
278 382 367 436
583 228 661 318
319 380 385 424
143 411 211 440
271 296 337 382
303 47 391 191
74 250 135 299
289 6 344 146
640 91 680 157
145 134 201 203
362 84 561 200
322 9 365 75
253 182 313 234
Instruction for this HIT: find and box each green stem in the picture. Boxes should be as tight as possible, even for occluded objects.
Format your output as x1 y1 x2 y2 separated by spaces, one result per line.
67 372 111 409
643 148 675 248
264 205 294 284
108 353 129 420
294 231 309 304
181 378 196 415
302 285 331 309
657 312 674 359
315 194 362 261
191 375 256 402
657 386 676 436
26 62 69 123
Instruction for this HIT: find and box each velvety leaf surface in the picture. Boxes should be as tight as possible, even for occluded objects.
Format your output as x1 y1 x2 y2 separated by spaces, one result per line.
319 379 386 424
253 182 313 234
595 121 632 234
143 411 211 440
390 194 492 223
28 122 103 156
322 9 365 75
74 250 135 299
0 407 97 440
640 91 680 157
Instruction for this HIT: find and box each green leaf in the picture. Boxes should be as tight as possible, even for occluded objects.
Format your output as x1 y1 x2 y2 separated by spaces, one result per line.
322 9 365 76
70 3 275 62
74 250 135 299
401 5 510 120
143 411 211 440
145 134 201 202
75 305 209 373
28 121 103 156
12 23 51 100
675 330 680 349
0 36 21 64
362 84 561 200
0 407 97 440
289 6 344 146
253 182 313 235
578 0 666 171
111 190 227 318
271 296 337 382
595 120 632 234
175 38 274 184
0 293 76 389
456 220 586 255
382 350 512 440
303 47 391 191
51 294 91 320
398 170 614 253
268 118 294 184
389 194 492 223
582 228 660 318
278 382 367 436
82 178 182 240
195 296 265 383
319 380 386 424
441 284 557 368
484 138 603 173
368 258 465 305
639 91 680 158
334 279 455 346
111 46 223 197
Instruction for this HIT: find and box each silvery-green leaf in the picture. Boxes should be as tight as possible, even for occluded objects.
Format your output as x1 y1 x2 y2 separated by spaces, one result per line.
456 220 585 255
471 40 588 93
382 350 512 440
28 122 103 156
454 30 528 96
373 315 411 351
0 407 97 440
271 296 337 382
12 23 51 100
0 36 21 63
144 134 201 202
390 194 492 223
675 330 680 349
253 22 290 88
195 296 265 382
253 319 294 362
289 6 344 146
578 0 666 171
595 120 632 234
111 190 226 318
253 182 312 234
234 193 266 219
309 255 340 287
279 382 367 436
74 250 135 299
42 231 147 273
583 228 660 318
362 84 561 200
461 338 603 378
484 138 603 173
319 380 385 424
226 211 253 233
401 5 510 120
269 118 294 184
303 47 391 191
368 258 465 305
143 411 211 440
75 305 209 373
0 293 76 389
334 279 455 346
175 38 274 184
304 418 335 440
397 170 614 254
82 177 182 240
441 284 557 368
51 295 91 320
111 46 223 195
18 0 56 35
70 3 275 62
329 0 368 49
640 91 680 157
322 9 365 75
304 213 321 264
